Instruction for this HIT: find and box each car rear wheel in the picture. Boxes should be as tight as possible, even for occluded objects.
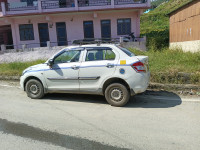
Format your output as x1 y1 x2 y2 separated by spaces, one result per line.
105 83 130 107
25 79 44 99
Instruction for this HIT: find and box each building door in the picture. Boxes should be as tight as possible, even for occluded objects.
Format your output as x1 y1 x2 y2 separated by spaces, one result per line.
56 22 67 46
0 25 13 50
101 20 111 40
83 21 94 39
38 23 50 47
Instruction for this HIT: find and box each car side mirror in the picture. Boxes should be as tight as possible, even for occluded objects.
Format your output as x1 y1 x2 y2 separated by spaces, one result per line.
47 59 54 68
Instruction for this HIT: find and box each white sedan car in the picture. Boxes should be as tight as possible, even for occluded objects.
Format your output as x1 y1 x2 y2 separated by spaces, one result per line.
20 44 150 107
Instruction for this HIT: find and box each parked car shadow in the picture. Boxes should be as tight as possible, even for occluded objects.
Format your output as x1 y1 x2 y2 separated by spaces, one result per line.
44 93 107 105
43 90 182 108
126 90 182 108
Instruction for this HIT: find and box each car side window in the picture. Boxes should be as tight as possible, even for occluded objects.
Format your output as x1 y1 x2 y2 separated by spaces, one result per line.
105 50 115 60
54 50 81 64
86 49 115 61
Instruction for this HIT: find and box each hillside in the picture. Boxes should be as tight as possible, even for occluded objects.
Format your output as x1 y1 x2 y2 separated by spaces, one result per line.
141 0 191 49
151 0 169 9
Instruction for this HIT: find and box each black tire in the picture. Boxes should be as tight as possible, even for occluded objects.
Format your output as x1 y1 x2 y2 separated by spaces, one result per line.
105 83 130 107
25 79 44 99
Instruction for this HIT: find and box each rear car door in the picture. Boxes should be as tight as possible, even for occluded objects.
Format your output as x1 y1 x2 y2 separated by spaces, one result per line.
79 47 119 93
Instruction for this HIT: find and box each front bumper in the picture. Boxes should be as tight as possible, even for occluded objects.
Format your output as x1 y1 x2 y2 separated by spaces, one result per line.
20 75 25 90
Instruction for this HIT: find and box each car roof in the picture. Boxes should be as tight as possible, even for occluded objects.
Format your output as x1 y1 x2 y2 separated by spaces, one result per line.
64 44 117 50
81 44 116 47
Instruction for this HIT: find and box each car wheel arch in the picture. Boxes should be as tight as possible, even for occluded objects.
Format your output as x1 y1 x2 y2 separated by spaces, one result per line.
102 77 131 95
24 76 44 91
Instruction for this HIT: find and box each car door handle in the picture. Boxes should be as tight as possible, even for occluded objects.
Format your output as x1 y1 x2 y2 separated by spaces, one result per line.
71 65 79 70
106 63 114 68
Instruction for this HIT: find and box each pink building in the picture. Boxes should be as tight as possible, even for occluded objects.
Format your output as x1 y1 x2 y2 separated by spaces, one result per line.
0 0 150 49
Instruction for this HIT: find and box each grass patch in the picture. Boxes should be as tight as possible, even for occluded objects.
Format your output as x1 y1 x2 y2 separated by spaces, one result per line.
130 48 200 84
0 59 45 76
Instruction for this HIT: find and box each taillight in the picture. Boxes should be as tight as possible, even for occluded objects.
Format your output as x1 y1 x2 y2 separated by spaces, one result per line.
132 61 146 73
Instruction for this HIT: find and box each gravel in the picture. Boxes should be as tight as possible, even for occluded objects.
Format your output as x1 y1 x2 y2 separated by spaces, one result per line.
0 49 61 63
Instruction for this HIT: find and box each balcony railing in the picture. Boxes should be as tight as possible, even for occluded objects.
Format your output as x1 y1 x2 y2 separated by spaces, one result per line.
115 0 147 5
6 2 38 11
0 0 149 13
78 0 111 7
41 0 75 9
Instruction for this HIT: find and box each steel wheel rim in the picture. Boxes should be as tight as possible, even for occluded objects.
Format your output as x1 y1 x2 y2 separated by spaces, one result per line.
110 88 123 102
29 84 39 95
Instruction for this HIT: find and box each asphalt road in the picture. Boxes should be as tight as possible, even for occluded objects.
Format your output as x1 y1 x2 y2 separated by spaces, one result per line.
0 81 199 150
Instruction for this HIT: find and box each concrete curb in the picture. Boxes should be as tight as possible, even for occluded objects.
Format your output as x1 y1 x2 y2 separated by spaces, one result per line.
0 76 199 91
149 82 200 90
0 76 20 81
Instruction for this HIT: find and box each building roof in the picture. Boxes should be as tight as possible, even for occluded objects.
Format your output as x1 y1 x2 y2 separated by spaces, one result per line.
168 0 198 16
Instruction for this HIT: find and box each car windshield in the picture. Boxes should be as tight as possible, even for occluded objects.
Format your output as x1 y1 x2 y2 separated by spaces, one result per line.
117 46 135 57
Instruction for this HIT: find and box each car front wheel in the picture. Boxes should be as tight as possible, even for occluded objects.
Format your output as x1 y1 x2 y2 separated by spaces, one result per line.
25 79 44 99
105 83 130 107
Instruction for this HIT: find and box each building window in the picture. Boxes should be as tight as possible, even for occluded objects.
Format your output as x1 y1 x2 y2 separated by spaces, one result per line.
21 0 37 6
117 18 131 35
19 24 34 41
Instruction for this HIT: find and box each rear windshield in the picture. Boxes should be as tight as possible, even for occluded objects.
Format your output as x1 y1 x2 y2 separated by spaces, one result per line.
117 46 135 57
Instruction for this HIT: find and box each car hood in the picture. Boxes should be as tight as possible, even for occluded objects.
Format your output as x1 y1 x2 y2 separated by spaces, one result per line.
23 63 48 75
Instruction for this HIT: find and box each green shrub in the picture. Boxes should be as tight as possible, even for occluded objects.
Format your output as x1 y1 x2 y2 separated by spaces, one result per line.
145 29 169 50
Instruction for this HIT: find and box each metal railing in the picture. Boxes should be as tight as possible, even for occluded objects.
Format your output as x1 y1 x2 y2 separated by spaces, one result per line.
0 41 70 52
78 0 111 7
41 0 75 9
0 37 146 54
114 0 147 5
6 3 38 11
72 38 121 45
3 0 148 12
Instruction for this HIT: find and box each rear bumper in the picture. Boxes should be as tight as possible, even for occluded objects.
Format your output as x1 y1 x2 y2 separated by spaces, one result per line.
126 72 150 95
130 88 136 96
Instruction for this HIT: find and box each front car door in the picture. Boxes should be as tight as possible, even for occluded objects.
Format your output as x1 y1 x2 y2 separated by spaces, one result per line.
79 47 119 93
44 48 83 92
